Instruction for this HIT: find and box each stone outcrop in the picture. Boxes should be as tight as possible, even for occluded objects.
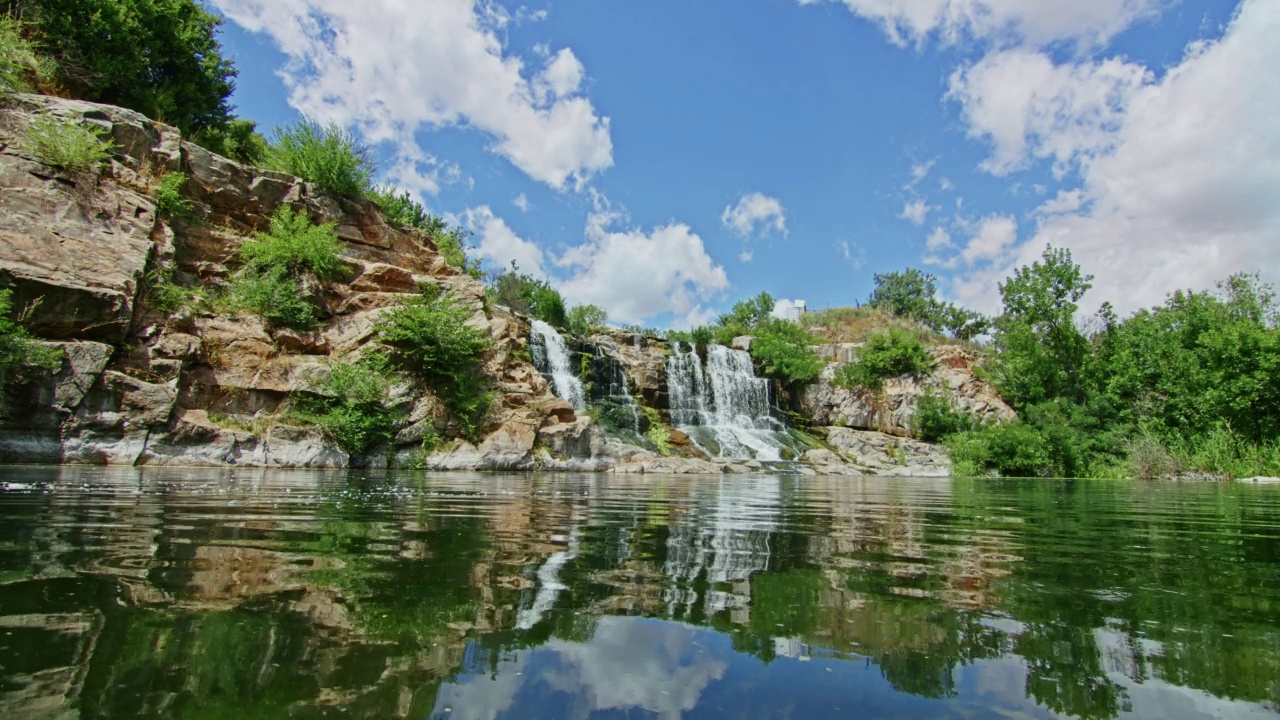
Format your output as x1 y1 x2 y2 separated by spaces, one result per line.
799 344 1015 438
0 94 583 470
0 94 1017 476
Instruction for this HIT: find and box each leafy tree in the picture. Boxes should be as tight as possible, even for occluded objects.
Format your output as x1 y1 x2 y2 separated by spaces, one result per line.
192 118 268 165
868 268 939 324
0 15 50 92
566 304 608 337
486 263 567 327
993 246 1093 410
6 0 237 134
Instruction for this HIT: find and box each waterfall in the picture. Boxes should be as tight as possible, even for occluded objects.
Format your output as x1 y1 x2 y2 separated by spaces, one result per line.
530 320 586 410
588 346 642 435
666 343 787 460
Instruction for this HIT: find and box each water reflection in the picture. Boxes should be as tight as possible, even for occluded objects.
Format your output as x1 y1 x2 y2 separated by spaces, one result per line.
0 467 1277 719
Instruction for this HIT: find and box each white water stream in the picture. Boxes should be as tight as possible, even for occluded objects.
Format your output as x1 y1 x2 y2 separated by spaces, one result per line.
530 320 586 410
666 343 788 460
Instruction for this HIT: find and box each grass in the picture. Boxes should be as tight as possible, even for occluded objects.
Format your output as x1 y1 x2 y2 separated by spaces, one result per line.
0 17 50 93
1127 425 1280 480
23 115 113 172
801 306 952 347
154 172 193 218
223 267 316 330
264 119 374 197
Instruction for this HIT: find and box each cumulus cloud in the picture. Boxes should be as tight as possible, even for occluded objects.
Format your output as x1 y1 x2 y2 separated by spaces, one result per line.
960 214 1018 266
211 0 613 190
948 0 1280 314
899 199 935 226
513 193 530 212
721 192 788 238
948 49 1151 175
558 213 729 325
799 0 1169 48
462 206 547 277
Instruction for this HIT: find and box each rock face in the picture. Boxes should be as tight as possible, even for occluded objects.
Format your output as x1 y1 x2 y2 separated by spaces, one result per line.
0 95 1017 476
799 344 1015 438
0 94 580 470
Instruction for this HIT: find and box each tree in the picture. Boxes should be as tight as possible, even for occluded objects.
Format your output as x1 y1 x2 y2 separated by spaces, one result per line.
6 0 237 134
993 246 1093 410
716 291 775 340
868 268 939 324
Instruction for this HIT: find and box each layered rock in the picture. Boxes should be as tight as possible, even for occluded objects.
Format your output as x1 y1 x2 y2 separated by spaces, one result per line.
0 94 581 470
800 344 1014 438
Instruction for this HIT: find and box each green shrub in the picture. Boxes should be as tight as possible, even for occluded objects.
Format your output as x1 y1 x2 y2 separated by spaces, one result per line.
224 267 315 330
750 319 824 384
146 270 215 314
192 118 269 165
0 289 62 388
668 325 715 349
944 423 1053 478
368 184 445 233
23 115 113 172
835 328 932 390
1171 424 1280 480
240 206 347 281
567 304 608 337
376 286 494 439
264 119 374 197
294 353 399 454
913 394 977 442
153 172 193 218
486 264 567 327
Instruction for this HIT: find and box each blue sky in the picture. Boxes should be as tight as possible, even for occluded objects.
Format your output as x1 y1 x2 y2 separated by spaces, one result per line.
208 0 1277 328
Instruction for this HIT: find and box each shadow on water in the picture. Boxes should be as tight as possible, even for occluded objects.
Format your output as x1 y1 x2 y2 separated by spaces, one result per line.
1 466 1279 719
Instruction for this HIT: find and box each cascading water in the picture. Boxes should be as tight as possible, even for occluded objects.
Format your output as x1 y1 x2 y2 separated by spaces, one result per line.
667 343 788 460
530 320 586 410
588 346 641 435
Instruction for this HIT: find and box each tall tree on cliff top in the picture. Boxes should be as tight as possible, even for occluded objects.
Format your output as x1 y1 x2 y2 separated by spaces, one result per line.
5 0 236 134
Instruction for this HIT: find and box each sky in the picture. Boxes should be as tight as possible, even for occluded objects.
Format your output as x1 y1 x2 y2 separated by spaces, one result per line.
206 0 1278 329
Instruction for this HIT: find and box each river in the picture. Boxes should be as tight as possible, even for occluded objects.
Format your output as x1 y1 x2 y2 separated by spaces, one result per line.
1 467 1277 719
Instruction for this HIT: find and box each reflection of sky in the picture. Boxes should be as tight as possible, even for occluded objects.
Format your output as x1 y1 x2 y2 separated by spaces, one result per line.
433 617 1280 720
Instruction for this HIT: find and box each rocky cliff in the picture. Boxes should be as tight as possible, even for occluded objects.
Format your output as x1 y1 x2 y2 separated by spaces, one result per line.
0 95 1013 475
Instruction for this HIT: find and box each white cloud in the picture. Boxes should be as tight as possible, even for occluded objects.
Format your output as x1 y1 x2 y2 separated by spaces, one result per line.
771 298 807 319
899 198 935 226
513 193 530 212
910 160 936 182
211 0 613 190
838 239 866 268
802 0 1170 48
462 206 547 277
721 192 788 238
558 215 729 325
926 226 953 251
960 214 1018 266
949 0 1280 315
948 48 1151 175
738 250 754 263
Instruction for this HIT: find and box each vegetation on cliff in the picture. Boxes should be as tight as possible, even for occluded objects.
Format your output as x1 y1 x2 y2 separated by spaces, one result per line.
0 289 61 389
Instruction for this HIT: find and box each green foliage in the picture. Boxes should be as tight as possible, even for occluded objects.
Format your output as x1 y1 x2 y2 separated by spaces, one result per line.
435 226 481 276
1091 273 1279 445
192 118 268 166
264 119 374 197
0 289 62 387
715 291 775 343
914 394 977 443
375 286 494 439
750 319 824 384
8 0 236 134
0 16 48 92
239 207 347 281
993 245 1093 409
640 406 671 455
22 115 113 171
224 267 314 330
486 263 567 327
945 423 1053 478
566 304 608 337
153 171 192 218
835 328 932 390
368 184 443 233
294 354 399 455
667 325 715 349
867 268 990 340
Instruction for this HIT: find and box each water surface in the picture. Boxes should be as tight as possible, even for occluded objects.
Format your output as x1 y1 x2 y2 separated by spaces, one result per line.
1 467 1278 719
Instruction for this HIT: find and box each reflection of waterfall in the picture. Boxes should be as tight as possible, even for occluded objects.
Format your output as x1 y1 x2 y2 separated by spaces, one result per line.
667 343 787 460
517 524 582 630
663 477 781 617
531 320 586 410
